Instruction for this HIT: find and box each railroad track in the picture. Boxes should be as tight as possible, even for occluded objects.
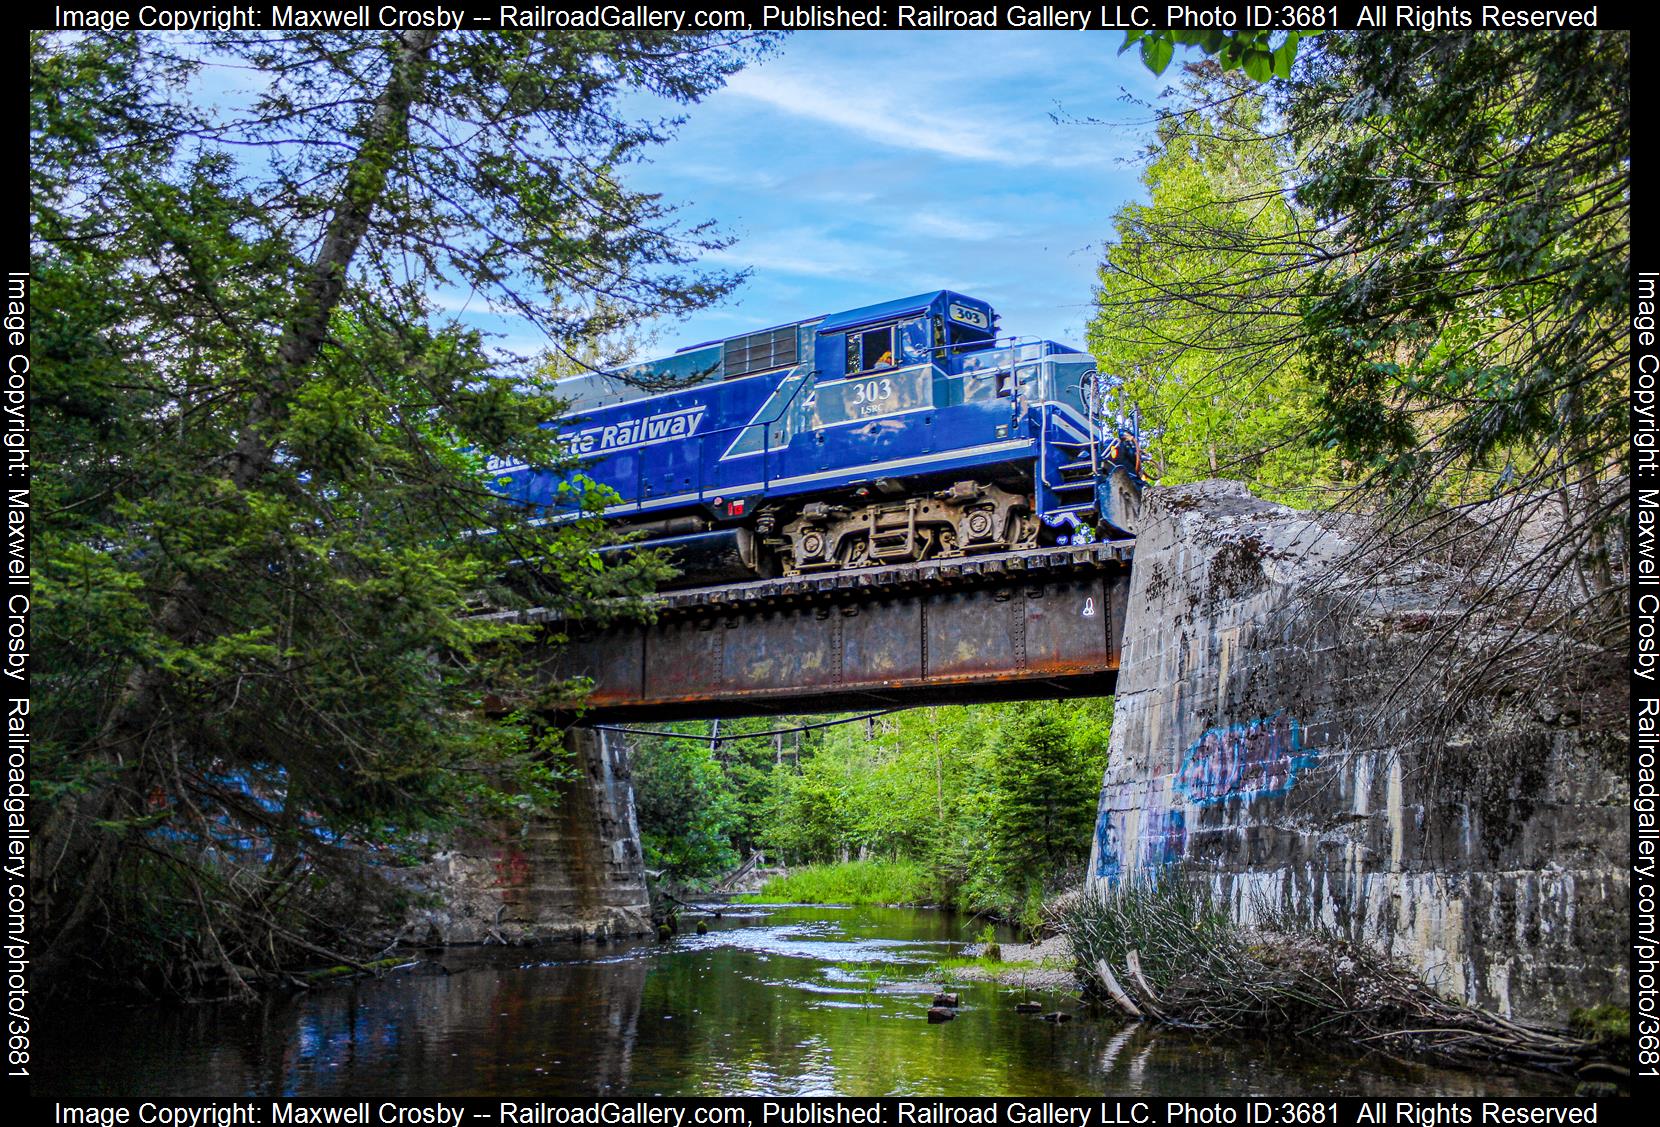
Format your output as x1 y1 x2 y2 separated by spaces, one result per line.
475 539 1134 625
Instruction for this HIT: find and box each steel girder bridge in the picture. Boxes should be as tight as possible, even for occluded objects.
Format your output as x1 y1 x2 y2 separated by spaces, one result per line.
485 541 1132 722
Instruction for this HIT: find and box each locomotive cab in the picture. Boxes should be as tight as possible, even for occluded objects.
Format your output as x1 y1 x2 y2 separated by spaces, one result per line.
811 291 997 381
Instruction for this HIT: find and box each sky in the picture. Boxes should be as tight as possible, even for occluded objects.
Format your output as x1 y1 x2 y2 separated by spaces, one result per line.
471 31 1174 362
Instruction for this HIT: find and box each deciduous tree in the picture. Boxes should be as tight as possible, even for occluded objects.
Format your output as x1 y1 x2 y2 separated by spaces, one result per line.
1089 64 1341 502
1096 31 1628 692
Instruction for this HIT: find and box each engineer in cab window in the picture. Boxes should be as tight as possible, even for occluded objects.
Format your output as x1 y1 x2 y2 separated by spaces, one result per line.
852 325 895 371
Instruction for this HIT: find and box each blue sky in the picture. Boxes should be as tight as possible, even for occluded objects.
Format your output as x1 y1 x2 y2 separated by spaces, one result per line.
480 32 1172 361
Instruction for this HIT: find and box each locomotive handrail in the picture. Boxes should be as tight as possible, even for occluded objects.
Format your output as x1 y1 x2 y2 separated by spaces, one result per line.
622 360 827 510
606 332 1087 514
622 336 1042 509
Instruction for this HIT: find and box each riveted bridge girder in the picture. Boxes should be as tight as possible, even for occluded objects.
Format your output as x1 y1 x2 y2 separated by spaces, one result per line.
504 542 1132 722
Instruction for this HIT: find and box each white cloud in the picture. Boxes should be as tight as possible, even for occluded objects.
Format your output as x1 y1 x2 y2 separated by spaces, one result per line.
707 228 908 281
909 210 1017 242
723 70 1015 164
719 50 1138 170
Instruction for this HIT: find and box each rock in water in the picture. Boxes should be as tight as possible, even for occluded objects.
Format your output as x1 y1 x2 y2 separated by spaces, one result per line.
1042 1011 1071 1023
695 921 708 935
932 992 960 1007
926 1006 956 1023
1015 1001 1043 1013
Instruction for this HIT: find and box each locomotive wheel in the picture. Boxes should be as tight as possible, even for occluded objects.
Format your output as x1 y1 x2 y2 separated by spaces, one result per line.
776 480 1038 574
1004 511 1036 550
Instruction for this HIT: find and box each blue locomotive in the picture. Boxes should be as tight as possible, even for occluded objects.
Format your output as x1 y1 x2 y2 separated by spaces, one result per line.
490 290 1142 584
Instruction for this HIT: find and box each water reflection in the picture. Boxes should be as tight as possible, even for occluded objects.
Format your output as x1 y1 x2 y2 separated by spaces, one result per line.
35 905 1570 1097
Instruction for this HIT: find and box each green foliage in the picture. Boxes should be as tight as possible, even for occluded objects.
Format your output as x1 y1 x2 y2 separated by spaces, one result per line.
932 956 1046 977
1290 33 1628 504
752 700 1111 916
1568 1005 1631 1046
742 860 938 906
962 705 1104 915
1122 30 1315 81
1282 31 1630 661
631 730 741 880
31 28 769 998
1096 32 1627 661
1090 64 1342 503
627 714 803 879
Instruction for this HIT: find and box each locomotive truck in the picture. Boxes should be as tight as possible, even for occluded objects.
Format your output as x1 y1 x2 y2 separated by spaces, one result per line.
489 290 1143 586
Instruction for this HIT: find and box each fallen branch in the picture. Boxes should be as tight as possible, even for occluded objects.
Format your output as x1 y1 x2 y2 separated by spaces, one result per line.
1062 881 1617 1079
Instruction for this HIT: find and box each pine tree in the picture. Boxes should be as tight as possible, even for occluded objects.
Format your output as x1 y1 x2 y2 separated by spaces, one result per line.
30 29 770 998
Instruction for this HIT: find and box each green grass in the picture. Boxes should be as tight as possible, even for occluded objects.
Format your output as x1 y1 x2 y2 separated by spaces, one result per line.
1570 1004 1630 1044
932 956 1046 973
739 859 937 905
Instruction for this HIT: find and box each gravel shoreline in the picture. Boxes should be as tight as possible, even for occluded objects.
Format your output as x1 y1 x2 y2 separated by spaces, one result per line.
949 934 1078 992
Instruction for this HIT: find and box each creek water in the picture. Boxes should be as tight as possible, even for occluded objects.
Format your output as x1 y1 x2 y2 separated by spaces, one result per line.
35 904 1571 1098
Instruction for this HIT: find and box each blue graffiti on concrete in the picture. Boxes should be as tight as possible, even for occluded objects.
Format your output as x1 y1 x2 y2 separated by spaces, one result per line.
1093 806 1186 880
1094 713 1310 883
1141 807 1186 867
1172 712 1314 805
1093 809 1120 880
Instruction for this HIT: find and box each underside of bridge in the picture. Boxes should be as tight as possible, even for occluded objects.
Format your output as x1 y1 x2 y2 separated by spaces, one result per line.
496 541 1132 722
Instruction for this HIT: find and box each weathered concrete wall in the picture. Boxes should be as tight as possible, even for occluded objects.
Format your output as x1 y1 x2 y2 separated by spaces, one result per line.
1088 481 1628 1022
408 726 652 944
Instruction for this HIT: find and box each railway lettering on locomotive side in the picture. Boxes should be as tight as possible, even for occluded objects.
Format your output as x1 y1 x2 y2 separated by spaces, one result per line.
566 405 708 456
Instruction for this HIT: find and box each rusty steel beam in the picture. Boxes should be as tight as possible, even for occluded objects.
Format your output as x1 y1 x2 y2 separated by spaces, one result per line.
515 542 1132 721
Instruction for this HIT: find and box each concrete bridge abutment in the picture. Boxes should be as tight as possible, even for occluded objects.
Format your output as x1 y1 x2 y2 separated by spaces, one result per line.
407 725 652 945
1089 480 1628 1022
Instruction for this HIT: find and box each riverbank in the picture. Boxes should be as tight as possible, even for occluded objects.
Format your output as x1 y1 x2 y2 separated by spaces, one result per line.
939 934 1076 992
738 859 939 906
1060 879 1628 1089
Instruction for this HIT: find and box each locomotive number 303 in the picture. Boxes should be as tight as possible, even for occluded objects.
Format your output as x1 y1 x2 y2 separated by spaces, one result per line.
852 377 895 415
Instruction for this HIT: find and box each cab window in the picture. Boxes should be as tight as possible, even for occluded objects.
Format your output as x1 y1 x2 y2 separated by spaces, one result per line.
846 325 896 374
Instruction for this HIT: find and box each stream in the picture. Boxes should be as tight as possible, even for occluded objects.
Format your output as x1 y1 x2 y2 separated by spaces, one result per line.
34 904 1573 1098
